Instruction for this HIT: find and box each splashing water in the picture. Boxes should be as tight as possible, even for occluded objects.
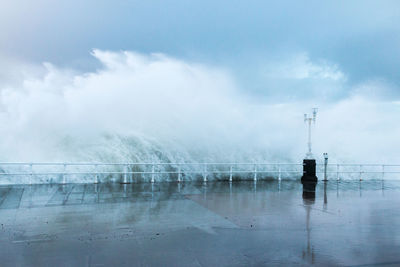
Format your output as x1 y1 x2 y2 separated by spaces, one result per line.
0 50 399 182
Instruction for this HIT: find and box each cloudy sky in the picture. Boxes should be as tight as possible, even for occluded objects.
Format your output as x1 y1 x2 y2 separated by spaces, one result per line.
1 0 399 100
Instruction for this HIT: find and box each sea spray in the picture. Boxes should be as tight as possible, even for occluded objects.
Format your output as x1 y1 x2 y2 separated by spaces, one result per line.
0 50 399 183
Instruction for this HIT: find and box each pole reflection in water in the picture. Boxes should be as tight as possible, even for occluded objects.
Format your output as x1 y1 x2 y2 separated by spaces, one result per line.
151 182 154 208
278 179 281 192
94 183 99 203
323 181 328 211
123 184 127 198
203 181 207 200
302 181 317 264
229 181 233 211
336 180 339 198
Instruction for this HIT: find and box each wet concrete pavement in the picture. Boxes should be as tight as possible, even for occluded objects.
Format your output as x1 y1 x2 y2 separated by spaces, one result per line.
0 180 400 266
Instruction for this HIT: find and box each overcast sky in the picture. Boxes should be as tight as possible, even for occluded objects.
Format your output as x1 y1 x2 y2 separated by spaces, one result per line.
1 0 399 101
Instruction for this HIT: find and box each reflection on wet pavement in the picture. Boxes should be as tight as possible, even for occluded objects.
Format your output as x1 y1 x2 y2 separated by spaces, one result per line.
0 180 400 266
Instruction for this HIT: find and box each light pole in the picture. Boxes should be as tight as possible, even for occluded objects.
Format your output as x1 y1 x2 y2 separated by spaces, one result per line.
304 108 318 159
301 108 318 183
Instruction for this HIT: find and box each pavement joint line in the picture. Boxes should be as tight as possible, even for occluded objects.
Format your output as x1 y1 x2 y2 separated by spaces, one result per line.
15 188 24 209
0 188 11 207
44 186 62 207
63 185 75 205
81 184 87 203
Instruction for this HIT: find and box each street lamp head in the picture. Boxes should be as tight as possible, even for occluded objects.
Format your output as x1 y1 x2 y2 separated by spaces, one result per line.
323 153 328 160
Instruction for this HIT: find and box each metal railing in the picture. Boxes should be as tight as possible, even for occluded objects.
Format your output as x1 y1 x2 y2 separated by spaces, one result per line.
0 162 303 185
317 164 400 181
0 162 399 185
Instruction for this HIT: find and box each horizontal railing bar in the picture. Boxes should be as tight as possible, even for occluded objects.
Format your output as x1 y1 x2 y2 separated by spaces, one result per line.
1 162 398 167
324 171 400 174
0 170 303 175
0 162 303 166
322 164 400 167
4 171 400 176
2 171 399 176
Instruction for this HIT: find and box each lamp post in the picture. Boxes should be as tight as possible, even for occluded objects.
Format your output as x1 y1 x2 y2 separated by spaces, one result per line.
304 108 317 159
301 108 318 183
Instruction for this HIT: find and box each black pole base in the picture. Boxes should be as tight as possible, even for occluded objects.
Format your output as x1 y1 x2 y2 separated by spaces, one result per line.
301 159 318 183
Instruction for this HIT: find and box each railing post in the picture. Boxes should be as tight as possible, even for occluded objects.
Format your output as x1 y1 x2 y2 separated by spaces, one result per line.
29 163 33 185
62 163 66 184
382 165 385 180
178 165 181 183
359 165 363 181
122 164 128 184
94 164 99 184
151 164 155 183
229 165 233 182
253 164 257 181
203 164 207 183
278 165 281 181
336 164 339 181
